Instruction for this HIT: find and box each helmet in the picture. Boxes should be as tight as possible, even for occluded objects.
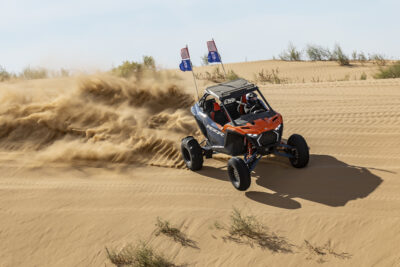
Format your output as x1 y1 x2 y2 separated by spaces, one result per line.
246 92 258 106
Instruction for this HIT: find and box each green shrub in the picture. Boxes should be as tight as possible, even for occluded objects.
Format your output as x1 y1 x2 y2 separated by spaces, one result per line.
369 54 387 66
360 72 367 80
0 65 11 81
374 62 400 79
20 66 48 79
352 51 357 61
200 54 209 66
279 42 302 61
357 52 367 63
143 55 156 70
112 61 143 78
226 69 239 81
306 45 331 61
331 45 350 66
112 56 156 78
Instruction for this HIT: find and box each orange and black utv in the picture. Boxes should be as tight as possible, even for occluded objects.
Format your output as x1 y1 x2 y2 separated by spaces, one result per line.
181 79 309 191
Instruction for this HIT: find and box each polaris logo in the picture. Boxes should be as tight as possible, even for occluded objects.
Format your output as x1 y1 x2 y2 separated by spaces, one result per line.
206 125 224 137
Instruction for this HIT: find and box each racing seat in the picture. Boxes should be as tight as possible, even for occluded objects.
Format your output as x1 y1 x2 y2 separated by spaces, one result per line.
211 103 229 126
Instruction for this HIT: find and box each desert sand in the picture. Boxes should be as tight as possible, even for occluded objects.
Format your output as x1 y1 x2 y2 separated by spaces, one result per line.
0 61 399 266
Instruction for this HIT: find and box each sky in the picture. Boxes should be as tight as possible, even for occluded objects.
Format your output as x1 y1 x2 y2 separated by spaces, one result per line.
1 0 399 72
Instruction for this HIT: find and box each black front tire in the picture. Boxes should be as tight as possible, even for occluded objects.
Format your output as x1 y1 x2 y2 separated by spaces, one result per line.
227 157 251 191
181 136 203 171
288 134 309 168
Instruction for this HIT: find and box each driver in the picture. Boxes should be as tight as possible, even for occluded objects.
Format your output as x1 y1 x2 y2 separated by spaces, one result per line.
244 92 266 114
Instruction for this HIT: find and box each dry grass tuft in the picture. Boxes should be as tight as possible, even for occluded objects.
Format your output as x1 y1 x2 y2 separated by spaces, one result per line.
195 67 240 83
106 242 178 267
155 218 199 249
304 240 351 263
254 68 288 84
214 208 294 253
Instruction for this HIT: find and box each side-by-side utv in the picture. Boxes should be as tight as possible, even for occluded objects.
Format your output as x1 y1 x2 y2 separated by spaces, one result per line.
181 79 309 191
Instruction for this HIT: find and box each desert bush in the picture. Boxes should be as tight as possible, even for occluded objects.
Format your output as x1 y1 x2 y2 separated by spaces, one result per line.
20 66 48 79
106 242 177 267
352 51 357 61
155 218 198 248
306 45 331 61
60 68 70 77
112 61 143 78
200 54 209 66
357 52 367 63
143 55 156 70
112 56 156 78
331 45 350 66
279 42 302 61
360 72 367 80
369 54 387 66
254 68 287 84
374 61 400 79
0 65 11 81
226 69 239 81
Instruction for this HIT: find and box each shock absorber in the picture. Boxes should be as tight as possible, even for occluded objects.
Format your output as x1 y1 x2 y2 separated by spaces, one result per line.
247 141 254 155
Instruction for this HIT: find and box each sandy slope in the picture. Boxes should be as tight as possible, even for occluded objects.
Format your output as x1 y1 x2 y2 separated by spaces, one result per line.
0 62 399 266
178 60 381 84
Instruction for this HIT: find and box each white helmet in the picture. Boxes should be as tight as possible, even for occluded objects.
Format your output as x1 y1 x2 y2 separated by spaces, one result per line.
246 92 258 105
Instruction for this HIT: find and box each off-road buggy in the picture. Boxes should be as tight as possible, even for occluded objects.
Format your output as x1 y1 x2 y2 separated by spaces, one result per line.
181 79 309 191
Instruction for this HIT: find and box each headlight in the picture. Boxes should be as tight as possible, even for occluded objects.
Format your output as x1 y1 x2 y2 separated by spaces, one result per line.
246 134 259 138
275 124 282 131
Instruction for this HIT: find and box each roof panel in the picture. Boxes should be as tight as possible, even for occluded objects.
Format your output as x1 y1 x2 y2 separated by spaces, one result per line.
205 79 257 99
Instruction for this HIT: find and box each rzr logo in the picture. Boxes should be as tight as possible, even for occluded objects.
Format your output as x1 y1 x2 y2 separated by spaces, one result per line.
206 125 224 137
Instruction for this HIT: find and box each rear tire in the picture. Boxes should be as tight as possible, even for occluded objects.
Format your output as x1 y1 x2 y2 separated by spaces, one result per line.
181 136 203 171
288 134 309 168
227 157 251 191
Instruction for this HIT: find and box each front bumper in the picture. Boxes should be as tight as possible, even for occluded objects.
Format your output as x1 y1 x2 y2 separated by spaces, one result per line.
247 124 284 155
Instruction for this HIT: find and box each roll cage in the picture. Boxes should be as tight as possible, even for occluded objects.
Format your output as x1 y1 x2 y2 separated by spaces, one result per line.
198 79 275 126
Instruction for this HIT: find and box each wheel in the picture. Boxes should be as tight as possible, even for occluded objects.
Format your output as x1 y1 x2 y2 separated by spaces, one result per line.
227 157 251 191
288 134 309 168
181 136 203 171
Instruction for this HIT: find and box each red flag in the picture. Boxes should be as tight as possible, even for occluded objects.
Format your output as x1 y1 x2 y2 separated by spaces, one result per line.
207 40 218 52
181 47 190 59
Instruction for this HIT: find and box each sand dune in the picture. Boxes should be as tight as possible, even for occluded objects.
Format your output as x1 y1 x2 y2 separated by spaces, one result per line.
0 62 399 266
